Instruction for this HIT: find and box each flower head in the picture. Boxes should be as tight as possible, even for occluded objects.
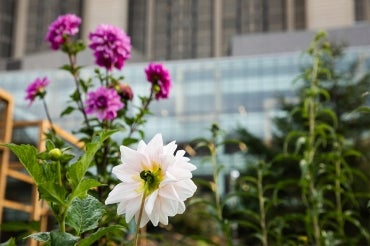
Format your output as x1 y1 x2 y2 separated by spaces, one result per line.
85 86 124 120
89 24 131 70
45 14 81 50
25 77 50 105
145 63 172 100
105 134 197 228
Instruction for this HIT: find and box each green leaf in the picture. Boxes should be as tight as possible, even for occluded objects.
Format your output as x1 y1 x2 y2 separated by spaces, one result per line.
38 185 67 205
60 64 73 72
4 143 68 206
25 232 50 242
66 195 105 235
0 221 39 232
122 137 139 146
4 144 42 183
0 238 16 246
70 178 101 199
77 225 126 246
60 106 76 117
355 106 370 114
67 131 111 189
49 231 79 246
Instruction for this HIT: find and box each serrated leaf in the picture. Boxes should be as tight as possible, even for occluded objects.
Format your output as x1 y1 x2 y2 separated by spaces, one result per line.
67 132 110 189
69 178 101 200
66 195 105 235
25 232 50 242
38 185 67 205
50 231 79 246
77 225 126 246
4 144 42 182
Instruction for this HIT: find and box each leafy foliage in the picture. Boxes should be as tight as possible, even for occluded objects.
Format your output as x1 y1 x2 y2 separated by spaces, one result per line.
232 32 370 245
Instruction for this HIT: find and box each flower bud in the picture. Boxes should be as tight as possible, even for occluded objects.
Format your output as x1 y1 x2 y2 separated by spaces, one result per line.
118 83 134 101
49 148 62 161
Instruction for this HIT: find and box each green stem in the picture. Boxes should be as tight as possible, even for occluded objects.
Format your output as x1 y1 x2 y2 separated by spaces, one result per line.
56 160 63 187
134 193 147 246
335 159 344 235
59 208 66 233
307 54 321 244
210 143 222 221
210 142 233 245
257 167 268 246
67 53 91 129
128 89 154 138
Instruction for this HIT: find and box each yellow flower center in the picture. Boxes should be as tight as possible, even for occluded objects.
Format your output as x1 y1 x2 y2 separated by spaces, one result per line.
138 163 163 196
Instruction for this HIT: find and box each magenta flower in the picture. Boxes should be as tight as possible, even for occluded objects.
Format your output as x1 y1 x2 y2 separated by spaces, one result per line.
45 14 81 50
89 24 131 70
25 77 50 105
145 63 172 100
85 86 124 120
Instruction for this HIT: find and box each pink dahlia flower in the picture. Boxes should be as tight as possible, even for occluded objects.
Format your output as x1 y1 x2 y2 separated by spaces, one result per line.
85 86 124 120
89 24 131 70
45 14 81 50
25 77 50 105
145 63 172 100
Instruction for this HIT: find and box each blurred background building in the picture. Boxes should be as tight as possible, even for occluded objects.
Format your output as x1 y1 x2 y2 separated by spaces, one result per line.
0 0 369 68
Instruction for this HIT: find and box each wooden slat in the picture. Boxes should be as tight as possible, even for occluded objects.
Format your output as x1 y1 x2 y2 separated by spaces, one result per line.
6 169 34 183
3 199 33 213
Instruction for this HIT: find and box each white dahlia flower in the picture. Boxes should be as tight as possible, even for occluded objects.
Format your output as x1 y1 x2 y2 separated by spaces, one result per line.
105 133 197 228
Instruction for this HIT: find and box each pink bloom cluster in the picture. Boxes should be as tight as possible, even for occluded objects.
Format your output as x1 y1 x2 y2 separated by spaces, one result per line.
145 63 172 100
85 86 124 120
89 24 131 70
45 14 81 50
25 77 50 105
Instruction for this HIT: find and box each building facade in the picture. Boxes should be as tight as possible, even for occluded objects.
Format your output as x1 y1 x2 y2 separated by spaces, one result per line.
0 0 369 66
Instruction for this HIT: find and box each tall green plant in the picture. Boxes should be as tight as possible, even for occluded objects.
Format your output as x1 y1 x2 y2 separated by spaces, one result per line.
234 32 370 245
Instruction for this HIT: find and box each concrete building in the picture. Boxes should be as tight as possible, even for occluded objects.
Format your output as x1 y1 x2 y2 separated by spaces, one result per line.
0 0 369 69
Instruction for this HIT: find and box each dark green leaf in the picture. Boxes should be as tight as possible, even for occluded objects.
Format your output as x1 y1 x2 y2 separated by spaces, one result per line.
77 225 126 246
67 131 113 189
25 232 50 242
50 231 79 246
60 106 75 117
66 195 105 235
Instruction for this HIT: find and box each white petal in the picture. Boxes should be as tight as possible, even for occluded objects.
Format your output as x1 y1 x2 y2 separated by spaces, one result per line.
105 182 140 205
172 179 197 200
138 210 150 228
145 190 159 215
112 164 138 182
164 140 177 155
137 139 147 152
158 183 180 201
117 200 127 215
176 201 186 214
120 145 149 171
125 195 143 222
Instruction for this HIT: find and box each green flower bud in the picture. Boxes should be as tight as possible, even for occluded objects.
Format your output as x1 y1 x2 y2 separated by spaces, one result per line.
49 148 62 161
